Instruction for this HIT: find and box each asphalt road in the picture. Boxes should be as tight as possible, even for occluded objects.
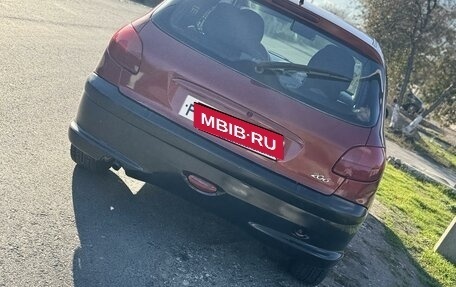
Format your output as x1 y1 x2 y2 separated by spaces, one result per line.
0 1 427 287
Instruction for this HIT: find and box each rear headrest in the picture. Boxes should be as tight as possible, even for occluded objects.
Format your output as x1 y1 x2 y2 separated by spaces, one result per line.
308 45 355 80
203 4 265 57
238 9 265 46
203 4 240 46
305 45 355 99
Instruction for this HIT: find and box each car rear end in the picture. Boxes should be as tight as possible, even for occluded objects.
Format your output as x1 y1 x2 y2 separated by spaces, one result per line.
69 0 387 284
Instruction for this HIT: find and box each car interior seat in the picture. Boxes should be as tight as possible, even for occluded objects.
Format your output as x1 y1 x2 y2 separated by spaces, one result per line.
202 3 268 62
303 45 355 100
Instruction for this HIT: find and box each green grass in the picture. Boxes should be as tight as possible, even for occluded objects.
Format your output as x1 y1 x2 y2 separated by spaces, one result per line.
420 136 456 169
377 165 456 287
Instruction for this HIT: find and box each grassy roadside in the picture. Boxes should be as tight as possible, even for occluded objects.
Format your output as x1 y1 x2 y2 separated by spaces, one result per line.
376 165 456 287
385 129 456 169
420 136 456 169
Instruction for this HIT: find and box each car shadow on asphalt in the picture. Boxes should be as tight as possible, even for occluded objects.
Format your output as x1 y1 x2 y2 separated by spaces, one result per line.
71 167 295 287
131 0 162 7
71 166 438 287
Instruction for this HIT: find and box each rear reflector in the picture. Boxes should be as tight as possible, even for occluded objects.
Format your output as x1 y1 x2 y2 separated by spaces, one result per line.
187 174 218 194
107 24 142 74
333 146 385 182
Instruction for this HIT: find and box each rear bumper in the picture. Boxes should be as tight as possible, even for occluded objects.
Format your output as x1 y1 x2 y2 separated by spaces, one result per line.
69 73 368 267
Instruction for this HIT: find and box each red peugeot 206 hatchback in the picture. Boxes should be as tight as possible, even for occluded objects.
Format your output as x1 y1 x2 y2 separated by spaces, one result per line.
69 0 387 285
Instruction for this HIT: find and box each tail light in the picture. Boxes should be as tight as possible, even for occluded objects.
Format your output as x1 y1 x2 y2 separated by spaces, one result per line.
107 24 143 74
333 146 385 182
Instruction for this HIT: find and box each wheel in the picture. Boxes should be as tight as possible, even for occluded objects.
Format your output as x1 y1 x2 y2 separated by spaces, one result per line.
289 260 330 286
70 145 111 173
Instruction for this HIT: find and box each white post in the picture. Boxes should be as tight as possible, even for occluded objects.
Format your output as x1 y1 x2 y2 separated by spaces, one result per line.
434 217 456 264
402 115 423 136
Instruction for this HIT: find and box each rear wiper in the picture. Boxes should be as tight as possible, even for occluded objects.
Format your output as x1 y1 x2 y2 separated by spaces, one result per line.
255 62 352 82
268 51 292 63
359 69 385 93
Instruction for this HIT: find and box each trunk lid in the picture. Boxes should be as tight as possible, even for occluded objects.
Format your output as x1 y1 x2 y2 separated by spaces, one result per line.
116 23 371 195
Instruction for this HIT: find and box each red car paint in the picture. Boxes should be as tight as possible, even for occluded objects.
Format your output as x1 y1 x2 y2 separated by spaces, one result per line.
95 0 387 207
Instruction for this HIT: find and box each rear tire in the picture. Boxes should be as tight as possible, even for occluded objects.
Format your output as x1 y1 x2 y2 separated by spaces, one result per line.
70 145 111 173
289 260 330 286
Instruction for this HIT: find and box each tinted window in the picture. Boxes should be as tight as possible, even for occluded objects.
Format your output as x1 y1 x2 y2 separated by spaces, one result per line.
152 0 384 126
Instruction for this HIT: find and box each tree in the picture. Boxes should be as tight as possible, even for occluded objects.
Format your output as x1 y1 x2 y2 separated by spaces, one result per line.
361 0 454 102
403 83 455 135
318 1 363 26
361 0 456 124
416 18 456 124
396 0 438 105
320 3 350 20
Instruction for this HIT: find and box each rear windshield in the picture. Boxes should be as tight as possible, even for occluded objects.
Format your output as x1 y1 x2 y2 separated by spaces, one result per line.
152 0 384 126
